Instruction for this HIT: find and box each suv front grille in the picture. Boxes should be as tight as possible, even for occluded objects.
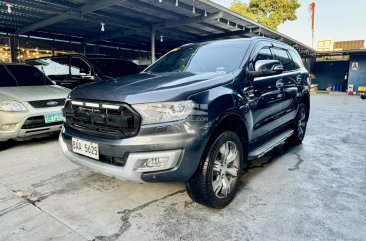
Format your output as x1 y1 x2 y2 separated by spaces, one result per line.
62 100 140 138
29 99 66 108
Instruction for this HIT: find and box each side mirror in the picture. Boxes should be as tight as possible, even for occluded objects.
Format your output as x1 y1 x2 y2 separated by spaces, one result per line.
361 94 366 100
249 60 284 78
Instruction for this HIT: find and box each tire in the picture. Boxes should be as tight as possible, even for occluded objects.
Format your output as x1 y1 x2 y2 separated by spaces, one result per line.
288 103 308 145
186 131 243 208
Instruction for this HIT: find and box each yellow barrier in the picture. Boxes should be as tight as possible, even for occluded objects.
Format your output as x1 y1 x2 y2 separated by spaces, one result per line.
358 86 366 92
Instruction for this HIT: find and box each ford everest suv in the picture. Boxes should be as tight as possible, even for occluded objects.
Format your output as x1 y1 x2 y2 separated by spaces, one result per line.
60 38 310 208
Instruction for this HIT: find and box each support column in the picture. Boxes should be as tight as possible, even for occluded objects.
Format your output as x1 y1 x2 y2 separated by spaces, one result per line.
151 30 156 63
9 36 18 63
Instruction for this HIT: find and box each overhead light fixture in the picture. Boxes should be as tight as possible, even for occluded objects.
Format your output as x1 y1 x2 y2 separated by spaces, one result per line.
5 2 13 14
204 10 207 17
160 35 164 42
100 22 105 32
159 0 162 2
227 19 230 25
176 0 178 6
192 0 195 13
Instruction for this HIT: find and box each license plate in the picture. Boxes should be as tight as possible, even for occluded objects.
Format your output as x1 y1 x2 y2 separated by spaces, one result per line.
44 113 64 124
72 138 99 160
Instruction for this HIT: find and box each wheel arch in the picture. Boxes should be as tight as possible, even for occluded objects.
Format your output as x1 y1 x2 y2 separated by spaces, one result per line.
207 113 249 168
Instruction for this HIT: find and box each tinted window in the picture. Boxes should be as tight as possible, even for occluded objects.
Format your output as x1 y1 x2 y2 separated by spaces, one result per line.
255 47 273 61
271 48 293 71
0 66 17 87
145 40 251 74
70 57 92 76
289 50 303 70
89 58 138 77
27 57 70 76
6 65 53 86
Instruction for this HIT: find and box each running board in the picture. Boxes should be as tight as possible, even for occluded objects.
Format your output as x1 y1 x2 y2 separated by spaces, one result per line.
248 129 294 160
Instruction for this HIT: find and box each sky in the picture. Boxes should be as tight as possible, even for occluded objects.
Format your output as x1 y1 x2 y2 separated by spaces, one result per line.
212 0 366 48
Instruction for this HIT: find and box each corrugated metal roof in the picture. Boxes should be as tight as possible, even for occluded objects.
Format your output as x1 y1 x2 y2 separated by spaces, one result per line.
0 0 316 56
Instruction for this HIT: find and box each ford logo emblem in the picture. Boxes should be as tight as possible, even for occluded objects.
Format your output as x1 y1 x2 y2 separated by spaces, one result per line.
46 101 59 106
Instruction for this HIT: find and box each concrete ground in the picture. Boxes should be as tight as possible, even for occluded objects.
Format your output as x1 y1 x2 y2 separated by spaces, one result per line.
0 94 365 241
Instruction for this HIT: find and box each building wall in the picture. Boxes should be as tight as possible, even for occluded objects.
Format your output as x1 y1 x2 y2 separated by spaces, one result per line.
334 40 365 51
348 55 366 91
317 39 334 52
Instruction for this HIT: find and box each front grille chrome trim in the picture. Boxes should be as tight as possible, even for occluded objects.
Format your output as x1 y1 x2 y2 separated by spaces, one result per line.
102 104 120 110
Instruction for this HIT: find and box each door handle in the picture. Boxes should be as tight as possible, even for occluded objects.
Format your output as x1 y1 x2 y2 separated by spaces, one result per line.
276 79 284 88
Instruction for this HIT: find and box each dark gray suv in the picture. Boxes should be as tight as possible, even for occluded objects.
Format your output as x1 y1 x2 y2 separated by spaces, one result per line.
60 37 310 208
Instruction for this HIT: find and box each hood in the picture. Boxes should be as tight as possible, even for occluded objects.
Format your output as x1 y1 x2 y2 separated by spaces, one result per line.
0 85 70 102
69 71 237 104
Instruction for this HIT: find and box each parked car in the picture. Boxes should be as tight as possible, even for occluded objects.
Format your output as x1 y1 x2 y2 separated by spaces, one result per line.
25 54 139 89
0 63 70 147
59 37 310 208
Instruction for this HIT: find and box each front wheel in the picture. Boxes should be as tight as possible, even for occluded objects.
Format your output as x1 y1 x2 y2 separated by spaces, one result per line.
288 103 308 145
186 131 243 208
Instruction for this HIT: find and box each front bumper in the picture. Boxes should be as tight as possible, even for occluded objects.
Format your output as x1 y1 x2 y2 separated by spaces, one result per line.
60 121 211 183
0 107 64 141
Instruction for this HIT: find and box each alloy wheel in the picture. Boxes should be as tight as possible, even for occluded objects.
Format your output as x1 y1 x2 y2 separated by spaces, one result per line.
298 107 307 139
212 141 240 198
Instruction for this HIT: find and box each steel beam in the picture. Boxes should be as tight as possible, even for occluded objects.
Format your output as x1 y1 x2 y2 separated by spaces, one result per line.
88 11 223 43
16 0 128 34
199 27 259 41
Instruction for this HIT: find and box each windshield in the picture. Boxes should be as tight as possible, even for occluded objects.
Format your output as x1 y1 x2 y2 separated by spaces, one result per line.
145 40 251 74
0 65 53 87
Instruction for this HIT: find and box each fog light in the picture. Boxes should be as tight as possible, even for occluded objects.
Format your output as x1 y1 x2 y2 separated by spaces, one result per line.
143 157 169 169
129 150 182 173
1 123 16 131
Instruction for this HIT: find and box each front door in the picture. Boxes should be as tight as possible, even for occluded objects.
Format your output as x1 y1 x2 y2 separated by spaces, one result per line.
249 45 285 141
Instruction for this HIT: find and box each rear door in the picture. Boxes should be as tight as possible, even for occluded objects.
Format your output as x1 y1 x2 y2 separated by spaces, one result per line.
271 47 304 124
249 42 286 141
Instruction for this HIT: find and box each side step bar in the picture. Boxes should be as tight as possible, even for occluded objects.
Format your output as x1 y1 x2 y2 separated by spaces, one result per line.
248 129 294 160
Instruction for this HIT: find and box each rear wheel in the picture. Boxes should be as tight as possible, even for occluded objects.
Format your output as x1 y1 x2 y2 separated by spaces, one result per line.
288 103 308 145
186 131 243 208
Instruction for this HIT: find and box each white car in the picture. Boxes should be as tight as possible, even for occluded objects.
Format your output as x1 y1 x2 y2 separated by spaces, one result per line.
0 63 70 148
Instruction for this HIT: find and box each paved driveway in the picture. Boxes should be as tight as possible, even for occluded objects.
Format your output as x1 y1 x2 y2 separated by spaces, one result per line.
0 94 365 241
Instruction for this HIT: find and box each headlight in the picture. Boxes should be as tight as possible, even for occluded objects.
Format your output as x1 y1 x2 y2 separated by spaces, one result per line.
0 100 27 112
133 101 194 124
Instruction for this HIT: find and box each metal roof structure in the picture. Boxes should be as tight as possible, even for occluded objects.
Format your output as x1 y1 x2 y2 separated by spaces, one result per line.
0 0 316 58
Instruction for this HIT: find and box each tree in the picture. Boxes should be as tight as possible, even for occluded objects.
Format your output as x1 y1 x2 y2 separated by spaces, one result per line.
229 0 301 30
